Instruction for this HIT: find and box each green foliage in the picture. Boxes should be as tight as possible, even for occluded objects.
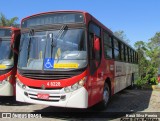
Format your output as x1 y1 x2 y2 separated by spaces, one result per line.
150 77 158 85
135 77 147 87
134 32 160 87
0 13 19 27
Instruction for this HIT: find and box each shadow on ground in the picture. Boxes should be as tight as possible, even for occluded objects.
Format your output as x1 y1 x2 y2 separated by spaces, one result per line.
0 96 32 106
33 88 153 119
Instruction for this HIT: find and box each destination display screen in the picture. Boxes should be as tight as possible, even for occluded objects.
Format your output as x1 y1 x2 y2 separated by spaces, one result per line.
21 13 84 28
0 29 11 37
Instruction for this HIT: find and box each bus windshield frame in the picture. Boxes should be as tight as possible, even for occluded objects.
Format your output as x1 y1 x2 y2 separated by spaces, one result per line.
18 24 87 71
0 29 14 70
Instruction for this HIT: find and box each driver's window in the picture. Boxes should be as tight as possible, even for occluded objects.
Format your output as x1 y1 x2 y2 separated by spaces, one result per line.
88 22 101 75
88 22 101 60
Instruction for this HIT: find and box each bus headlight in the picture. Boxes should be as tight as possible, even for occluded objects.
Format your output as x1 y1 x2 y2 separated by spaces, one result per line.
0 80 7 86
64 77 87 93
78 77 86 86
0 75 11 86
64 87 70 93
16 78 26 89
71 83 78 90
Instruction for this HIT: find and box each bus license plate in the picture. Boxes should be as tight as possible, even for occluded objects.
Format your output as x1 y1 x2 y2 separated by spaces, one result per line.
37 93 49 100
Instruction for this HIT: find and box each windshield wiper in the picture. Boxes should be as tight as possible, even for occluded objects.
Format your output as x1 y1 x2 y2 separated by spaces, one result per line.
27 29 34 60
55 25 68 40
49 25 68 60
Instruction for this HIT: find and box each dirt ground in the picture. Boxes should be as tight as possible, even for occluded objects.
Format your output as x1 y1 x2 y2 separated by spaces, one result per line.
0 87 160 121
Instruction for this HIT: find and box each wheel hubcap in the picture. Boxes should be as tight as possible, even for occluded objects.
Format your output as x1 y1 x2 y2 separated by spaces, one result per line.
103 86 109 105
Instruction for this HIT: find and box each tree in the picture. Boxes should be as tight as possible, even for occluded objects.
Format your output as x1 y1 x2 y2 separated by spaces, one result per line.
147 32 160 84
134 41 148 79
114 30 130 43
0 13 19 27
134 32 160 86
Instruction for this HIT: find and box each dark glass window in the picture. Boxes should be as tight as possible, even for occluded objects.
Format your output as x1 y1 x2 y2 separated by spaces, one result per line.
134 51 136 63
128 48 131 63
0 29 12 37
104 32 113 59
125 46 128 62
89 23 101 37
88 22 101 60
130 50 133 63
113 39 120 60
114 39 119 50
133 51 135 63
121 43 125 61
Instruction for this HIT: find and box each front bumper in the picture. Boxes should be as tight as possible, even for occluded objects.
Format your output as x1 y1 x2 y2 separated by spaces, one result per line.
16 83 88 108
0 81 14 96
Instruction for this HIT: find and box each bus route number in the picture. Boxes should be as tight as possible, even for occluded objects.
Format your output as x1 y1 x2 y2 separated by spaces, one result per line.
47 82 61 87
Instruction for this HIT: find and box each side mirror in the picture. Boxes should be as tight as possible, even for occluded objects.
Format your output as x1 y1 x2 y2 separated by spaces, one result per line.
94 36 100 51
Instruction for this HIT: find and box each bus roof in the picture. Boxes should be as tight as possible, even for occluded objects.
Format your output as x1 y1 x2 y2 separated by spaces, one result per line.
21 10 135 51
21 10 88 22
21 10 113 34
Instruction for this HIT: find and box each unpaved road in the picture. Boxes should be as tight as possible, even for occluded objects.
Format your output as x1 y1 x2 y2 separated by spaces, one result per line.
0 88 160 121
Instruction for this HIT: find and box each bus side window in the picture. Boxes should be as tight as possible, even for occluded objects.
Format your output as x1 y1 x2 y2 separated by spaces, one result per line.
88 22 101 75
89 22 101 60
128 47 131 63
103 32 113 59
113 38 120 60
121 43 125 61
125 46 128 62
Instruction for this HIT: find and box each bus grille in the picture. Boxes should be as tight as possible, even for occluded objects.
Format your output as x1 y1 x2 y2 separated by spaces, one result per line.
29 93 60 102
0 69 11 76
28 86 62 90
20 71 83 80
26 92 62 102
30 98 59 102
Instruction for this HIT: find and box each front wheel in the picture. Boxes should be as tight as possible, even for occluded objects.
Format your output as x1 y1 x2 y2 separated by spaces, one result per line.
98 83 110 110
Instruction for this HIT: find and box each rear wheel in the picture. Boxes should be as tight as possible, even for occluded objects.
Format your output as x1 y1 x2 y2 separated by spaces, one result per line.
129 73 134 89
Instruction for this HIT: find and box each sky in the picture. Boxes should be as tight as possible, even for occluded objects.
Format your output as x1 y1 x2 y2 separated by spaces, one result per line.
0 0 159 47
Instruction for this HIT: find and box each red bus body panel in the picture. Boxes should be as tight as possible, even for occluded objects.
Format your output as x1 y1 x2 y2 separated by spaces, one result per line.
0 27 20 96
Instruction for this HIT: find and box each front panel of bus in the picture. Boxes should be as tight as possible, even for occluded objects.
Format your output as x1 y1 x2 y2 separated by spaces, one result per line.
16 12 91 108
0 28 15 96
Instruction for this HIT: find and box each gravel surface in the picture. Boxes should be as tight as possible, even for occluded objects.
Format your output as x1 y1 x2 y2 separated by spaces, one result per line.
0 88 159 121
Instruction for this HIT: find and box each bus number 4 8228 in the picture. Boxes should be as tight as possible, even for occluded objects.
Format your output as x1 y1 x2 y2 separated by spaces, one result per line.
47 82 61 87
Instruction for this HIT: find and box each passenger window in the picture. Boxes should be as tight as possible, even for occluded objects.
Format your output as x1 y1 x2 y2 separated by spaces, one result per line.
125 46 128 62
113 39 120 60
120 43 125 61
103 32 113 59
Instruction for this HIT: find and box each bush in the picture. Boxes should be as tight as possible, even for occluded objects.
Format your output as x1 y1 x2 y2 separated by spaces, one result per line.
135 77 147 87
135 75 158 87
149 77 158 85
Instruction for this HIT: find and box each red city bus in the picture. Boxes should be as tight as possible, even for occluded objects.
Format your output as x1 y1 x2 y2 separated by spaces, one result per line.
16 11 138 108
0 27 20 96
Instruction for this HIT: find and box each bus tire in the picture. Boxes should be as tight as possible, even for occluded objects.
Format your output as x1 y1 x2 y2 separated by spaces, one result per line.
129 73 134 89
98 82 110 110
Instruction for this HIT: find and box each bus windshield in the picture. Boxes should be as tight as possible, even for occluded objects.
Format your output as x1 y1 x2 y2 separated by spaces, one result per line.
18 28 87 71
0 38 13 70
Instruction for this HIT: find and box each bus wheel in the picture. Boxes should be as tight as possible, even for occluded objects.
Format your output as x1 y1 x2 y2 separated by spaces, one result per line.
98 83 110 110
129 74 134 89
